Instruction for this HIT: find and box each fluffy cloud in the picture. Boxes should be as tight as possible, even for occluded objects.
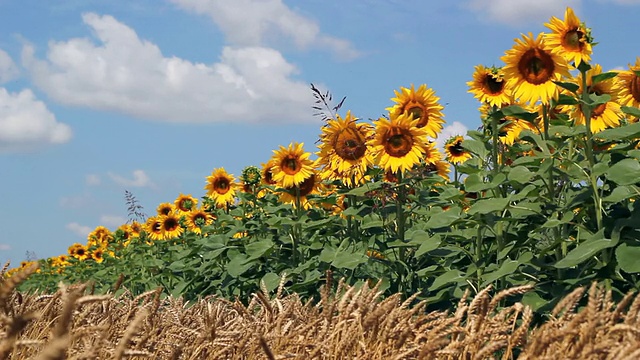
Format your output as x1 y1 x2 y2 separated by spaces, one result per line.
0 88 72 152
99 215 127 228
22 13 317 124
169 0 360 60
108 169 155 188
0 50 19 83
66 222 93 238
463 0 581 27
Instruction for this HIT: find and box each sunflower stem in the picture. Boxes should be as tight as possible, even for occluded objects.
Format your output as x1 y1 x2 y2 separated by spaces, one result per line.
491 106 500 175
293 186 302 264
396 170 406 263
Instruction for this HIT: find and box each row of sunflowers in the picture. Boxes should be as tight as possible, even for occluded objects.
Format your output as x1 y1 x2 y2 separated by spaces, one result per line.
10 8 640 304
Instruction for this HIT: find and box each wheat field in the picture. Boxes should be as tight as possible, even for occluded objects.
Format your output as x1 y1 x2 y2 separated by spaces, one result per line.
1 264 640 359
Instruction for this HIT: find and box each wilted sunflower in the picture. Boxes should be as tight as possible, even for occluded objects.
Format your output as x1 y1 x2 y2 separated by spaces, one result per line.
145 216 164 242
386 84 445 138
271 142 315 188
204 168 237 208
467 65 513 107
185 208 213 235
174 194 197 213
316 111 374 187
445 136 472 164
279 173 321 209
567 64 622 133
617 57 640 112
68 243 89 261
544 7 593 67
160 212 183 240
157 202 175 216
370 112 434 174
501 32 570 105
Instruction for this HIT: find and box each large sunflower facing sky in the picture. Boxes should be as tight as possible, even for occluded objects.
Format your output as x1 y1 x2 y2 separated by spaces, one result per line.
544 7 593 67
370 112 438 174
270 142 315 188
386 84 445 138
501 32 570 105
316 111 374 187
467 65 513 107
204 168 237 208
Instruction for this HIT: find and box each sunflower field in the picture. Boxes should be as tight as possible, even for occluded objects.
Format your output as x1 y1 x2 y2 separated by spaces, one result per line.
11 7 640 318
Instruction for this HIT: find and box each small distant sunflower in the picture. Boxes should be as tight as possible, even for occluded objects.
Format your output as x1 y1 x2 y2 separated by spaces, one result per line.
445 136 472 164
87 226 112 247
501 32 570 105
160 213 183 240
386 84 445 138
174 194 197 213
617 57 640 112
467 65 513 107
204 168 237 208
271 142 315 188
279 173 321 209
145 216 164 242
129 221 143 238
423 160 451 181
185 208 214 235
544 7 593 67
370 112 434 174
316 111 374 187
157 202 176 216
68 243 89 261
91 248 105 263
568 64 623 133
261 161 278 186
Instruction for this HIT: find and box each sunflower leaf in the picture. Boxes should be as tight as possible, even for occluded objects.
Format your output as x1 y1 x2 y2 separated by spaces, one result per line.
554 81 579 93
594 121 640 140
616 244 640 273
500 105 538 122
591 71 618 85
607 158 640 185
621 106 640 118
586 93 611 106
556 93 579 106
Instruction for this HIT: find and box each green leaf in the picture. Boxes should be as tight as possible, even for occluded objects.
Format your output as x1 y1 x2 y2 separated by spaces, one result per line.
226 256 254 277
608 158 640 185
346 182 382 196
587 93 611 106
616 244 640 273
508 166 534 184
603 185 639 203
622 106 640 118
361 220 384 229
555 93 579 105
591 71 618 85
555 233 616 268
464 173 489 192
332 251 367 270
414 232 442 257
261 272 282 293
318 247 336 263
467 197 511 215
245 238 274 260
424 207 460 229
429 269 465 291
501 105 538 122
594 121 640 141
462 139 489 159
554 81 579 93
481 260 520 287
521 292 547 312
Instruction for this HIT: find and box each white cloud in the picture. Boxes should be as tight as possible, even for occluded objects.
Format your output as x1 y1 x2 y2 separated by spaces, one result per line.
0 244 11 251
607 0 640 4
60 193 94 208
169 0 360 60
86 174 101 186
22 13 317 124
463 0 581 27
99 215 127 228
435 121 469 151
66 222 93 238
0 50 19 83
0 88 73 152
108 169 155 188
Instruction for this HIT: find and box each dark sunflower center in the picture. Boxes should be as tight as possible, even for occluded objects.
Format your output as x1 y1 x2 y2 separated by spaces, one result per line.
384 127 414 158
282 156 301 175
449 142 465 156
214 178 230 194
94 251 102 258
334 128 367 161
563 29 584 51
153 222 162 233
160 207 171 215
592 103 607 117
424 163 437 172
263 168 276 185
163 218 179 231
630 74 640 103
77 249 85 256
518 48 555 85
405 103 429 128
484 75 504 95
297 175 316 197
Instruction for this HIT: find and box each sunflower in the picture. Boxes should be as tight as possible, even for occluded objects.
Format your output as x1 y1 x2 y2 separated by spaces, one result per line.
145 216 164 242
185 208 214 235
544 7 593 67
129 221 143 238
91 248 105 263
160 212 184 240
467 65 513 107
479 103 540 145
423 160 451 181
616 57 640 116
444 136 472 164
87 226 112 248
261 161 278 186
386 84 445 138
68 243 89 261
316 111 374 187
279 173 321 209
566 64 623 133
174 194 197 213
204 168 237 208
157 202 175 216
501 32 570 105
117 224 133 247
270 142 315 188
370 112 435 174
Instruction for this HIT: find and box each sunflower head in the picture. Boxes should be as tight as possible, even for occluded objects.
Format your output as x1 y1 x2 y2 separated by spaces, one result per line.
279 173 321 209
91 248 105 263
544 7 593 67
174 194 197 212
145 216 164 242
204 168 237 208
69 243 89 261
616 57 640 110
501 32 570 105
386 84 445 138
186 208 213 235
157 202 176 216
445 136 473 165
161 213 183 240
467 65 513 107
241 165 262 186
271 142 315 188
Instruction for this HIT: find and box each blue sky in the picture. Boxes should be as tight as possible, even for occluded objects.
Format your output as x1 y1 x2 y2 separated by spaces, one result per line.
1 0 639 265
